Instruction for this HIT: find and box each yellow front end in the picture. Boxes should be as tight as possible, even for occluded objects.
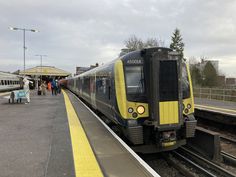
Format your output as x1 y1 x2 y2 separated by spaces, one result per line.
183 63 195 115
159 101 179 125
115 59 148 119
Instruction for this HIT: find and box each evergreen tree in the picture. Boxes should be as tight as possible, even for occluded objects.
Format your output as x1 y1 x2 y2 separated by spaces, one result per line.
170 28 185 58
202 61 218 87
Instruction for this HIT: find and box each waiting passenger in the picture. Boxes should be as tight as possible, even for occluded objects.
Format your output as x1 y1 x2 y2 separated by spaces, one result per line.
47 82 51 91
41 81 47 95
51 79 57 95
23 78 32 104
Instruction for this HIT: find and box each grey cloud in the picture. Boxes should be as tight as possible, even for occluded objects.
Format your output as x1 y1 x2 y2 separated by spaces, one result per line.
0 0 235 77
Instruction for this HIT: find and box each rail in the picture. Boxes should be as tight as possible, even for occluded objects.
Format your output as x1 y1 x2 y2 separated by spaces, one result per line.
193 87 236 102
178 146 236 177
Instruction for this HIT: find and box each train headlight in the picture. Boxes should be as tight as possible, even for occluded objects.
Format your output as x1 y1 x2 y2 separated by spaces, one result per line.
128 107 133 113
137 106 145 115
187 104 191 109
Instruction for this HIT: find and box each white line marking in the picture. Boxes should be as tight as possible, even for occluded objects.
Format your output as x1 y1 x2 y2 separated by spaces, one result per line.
70 91 161 177
195 107 236 116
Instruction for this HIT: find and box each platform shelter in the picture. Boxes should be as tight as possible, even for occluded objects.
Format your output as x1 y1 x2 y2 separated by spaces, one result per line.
19 66 71 89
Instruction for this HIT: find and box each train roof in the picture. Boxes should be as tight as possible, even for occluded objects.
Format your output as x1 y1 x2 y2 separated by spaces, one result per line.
68 47 177 80
120 47 174 61
0 71 21 79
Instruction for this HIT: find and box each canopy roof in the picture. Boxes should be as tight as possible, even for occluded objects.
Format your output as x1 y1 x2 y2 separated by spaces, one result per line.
19 66 71 77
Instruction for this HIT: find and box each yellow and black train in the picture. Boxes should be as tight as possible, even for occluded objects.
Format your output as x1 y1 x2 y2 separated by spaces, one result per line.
66 47 196 153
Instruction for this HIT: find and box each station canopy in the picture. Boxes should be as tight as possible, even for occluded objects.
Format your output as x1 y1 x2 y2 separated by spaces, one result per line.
19 66 71 77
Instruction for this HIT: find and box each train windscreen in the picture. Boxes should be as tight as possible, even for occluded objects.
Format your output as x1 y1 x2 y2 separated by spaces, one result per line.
125 66 145 101
182 64 190 99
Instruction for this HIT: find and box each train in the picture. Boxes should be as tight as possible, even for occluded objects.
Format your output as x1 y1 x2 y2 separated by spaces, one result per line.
65 47 197 153
0 71 22 92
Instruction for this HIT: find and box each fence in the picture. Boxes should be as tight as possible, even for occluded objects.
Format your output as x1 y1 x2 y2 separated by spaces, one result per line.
193 87 236 102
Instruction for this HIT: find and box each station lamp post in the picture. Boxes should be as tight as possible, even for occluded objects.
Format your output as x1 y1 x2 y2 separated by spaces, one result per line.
9 27 39 76
35 54 47 83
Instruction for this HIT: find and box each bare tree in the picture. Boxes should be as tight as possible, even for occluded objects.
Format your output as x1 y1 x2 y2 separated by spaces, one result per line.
145 38 159 48
124 35 165 51
124 35 144 51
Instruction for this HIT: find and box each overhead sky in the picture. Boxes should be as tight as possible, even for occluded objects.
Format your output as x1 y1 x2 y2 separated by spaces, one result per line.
0 0 236 77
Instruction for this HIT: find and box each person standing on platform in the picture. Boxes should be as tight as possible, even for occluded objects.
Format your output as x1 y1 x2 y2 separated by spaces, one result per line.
41 81 47 95
23 78 31 104
47 81 51 92
51 79 57 95
55 80 59 95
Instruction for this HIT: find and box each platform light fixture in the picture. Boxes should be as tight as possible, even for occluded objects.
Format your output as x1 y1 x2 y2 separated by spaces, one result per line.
35 54 47 83
9 27 39 76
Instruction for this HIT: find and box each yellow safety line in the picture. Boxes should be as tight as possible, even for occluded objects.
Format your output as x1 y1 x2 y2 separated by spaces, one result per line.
195 104 236 114
62 90 103 177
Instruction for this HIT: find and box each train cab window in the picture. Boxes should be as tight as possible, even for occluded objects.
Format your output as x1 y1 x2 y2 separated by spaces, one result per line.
182 64 190 99
125 66 145 101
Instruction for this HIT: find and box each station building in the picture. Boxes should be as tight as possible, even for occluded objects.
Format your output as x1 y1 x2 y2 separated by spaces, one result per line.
18 66 71 89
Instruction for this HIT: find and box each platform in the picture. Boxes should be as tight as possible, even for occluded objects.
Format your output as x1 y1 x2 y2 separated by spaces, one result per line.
0 90 158 177
194 97 236 116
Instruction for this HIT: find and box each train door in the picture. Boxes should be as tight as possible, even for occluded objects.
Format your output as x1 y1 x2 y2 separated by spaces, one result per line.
90 74 97 109
144 49 182 129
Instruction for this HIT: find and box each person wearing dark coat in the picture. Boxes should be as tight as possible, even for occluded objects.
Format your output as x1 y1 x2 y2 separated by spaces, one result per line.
51 79 57 95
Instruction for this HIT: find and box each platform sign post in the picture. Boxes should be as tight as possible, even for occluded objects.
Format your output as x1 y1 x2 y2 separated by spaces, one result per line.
35 54 47 84
9 27 39 76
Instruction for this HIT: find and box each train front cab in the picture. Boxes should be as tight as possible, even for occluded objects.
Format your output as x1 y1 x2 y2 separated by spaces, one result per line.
115 48 196 153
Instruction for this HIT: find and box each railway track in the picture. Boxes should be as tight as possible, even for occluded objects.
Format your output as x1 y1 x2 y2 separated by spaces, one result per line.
221 151 236 167
175 146 236 177
221 135 236 144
